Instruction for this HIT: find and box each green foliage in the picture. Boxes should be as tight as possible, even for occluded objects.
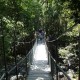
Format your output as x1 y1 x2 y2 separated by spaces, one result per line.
0 0 43 66
0 0 79 77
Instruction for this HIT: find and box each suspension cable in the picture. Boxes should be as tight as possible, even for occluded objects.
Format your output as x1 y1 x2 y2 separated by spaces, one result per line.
16 37 36 45
46 23 78 43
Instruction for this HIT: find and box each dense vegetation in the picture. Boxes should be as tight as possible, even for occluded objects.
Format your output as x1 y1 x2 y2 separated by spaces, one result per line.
0 0 80 79
45 0 80 79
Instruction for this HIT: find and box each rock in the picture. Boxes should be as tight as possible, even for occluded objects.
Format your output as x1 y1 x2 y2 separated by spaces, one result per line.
67 69 74 79
10 73 24 80
58 72 64 78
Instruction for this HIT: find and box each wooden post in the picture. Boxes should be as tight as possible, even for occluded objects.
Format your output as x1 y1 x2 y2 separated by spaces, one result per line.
1 19 8 80
26 56 28 75
12 0 19 79
13 25 18 80
78 25 80 80
51 58 52 75
55 40 58 80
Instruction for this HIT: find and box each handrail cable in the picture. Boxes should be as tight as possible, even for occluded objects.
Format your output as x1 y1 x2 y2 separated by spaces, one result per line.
0 49 32 80
48 51 71 80
0 40 35 80
0 73 5 80
8 44 34 74
45 42 71 80
47 23 78 43
17 38 36 44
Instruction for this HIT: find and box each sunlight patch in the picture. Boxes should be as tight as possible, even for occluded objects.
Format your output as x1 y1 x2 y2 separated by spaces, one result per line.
34 44 48 61
31 65 51 72
36 77 44 80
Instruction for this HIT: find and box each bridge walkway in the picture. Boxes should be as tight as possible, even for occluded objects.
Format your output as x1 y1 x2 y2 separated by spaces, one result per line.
27 41 52 80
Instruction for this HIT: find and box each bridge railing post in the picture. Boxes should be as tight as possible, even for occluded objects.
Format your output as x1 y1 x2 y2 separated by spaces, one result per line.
56 63 58 80
52 60 57 80
48 52 51 66
26 55 28 75
50 56 59 80
13 24 18 80
51 58 53 78
1 19 8 80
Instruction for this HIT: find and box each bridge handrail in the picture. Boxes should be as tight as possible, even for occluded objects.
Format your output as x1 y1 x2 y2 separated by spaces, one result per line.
0 73 5 80
0 49 33 80
8 47 33 74
8 40 33 74
48 50 71 80
0 39 36 80
8 56 26 74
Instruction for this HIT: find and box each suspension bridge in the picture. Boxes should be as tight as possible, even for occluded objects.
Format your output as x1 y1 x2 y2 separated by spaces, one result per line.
0 38 71 80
